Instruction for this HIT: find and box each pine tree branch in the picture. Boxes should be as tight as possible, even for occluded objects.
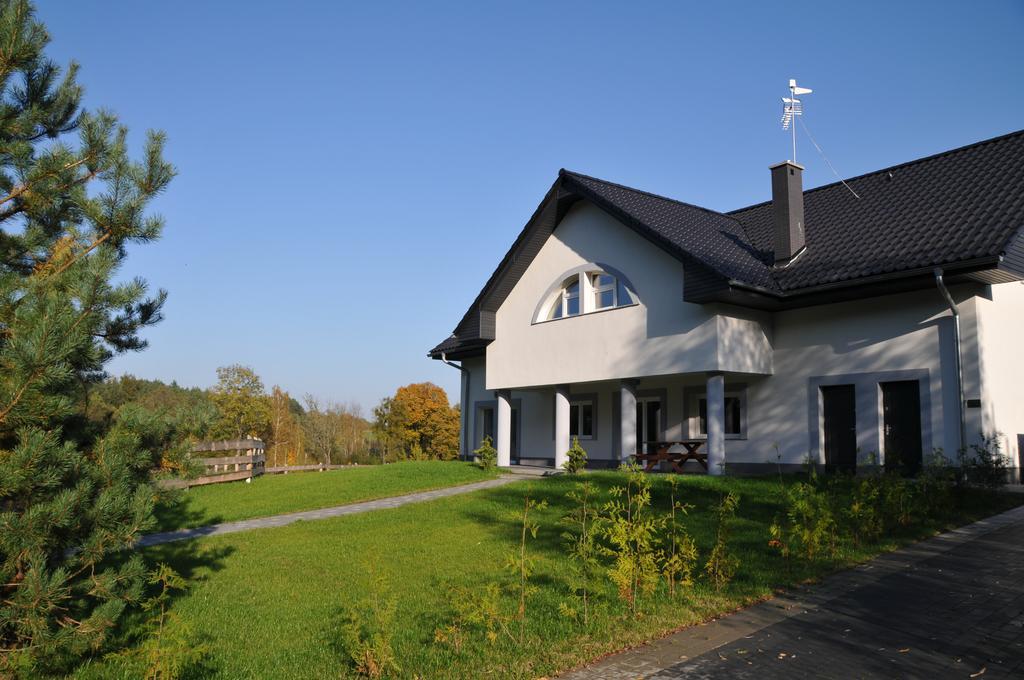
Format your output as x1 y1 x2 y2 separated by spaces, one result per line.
0 164 101 226
0 298 58 424
41 228 113 278
0 154 95 208
0 365 43 425
0 2 29 83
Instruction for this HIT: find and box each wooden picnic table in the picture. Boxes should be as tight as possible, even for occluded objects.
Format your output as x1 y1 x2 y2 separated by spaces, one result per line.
634 440 708 473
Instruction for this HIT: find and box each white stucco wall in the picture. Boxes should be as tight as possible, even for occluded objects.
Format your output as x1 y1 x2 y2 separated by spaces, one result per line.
740 287 967 466
459 199 1012 469
464 285 985 466
485 202 772 390
976 281 1024 468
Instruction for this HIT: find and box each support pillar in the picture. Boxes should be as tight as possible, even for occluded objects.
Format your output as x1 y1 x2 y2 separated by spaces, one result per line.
554 385 570 470
620 380 638 463
706 372 726 476
496 390 512 468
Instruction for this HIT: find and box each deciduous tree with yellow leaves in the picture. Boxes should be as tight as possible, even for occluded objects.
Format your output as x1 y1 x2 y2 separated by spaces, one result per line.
373 382 459 460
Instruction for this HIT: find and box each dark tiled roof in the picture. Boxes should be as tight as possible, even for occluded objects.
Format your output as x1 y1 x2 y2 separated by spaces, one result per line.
561 171 778 290
430 335 463 355
430 130 1024 356
730 129 1024 291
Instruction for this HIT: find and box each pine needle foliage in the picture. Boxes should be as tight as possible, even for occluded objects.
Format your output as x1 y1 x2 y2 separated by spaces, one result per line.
559 481 601 626
506 492 547 644
771 481 838 560
704 492 740 591
107 564 209 680
473 435 497 470
600 462 662 616
336 575 400 680
0 1 176 673
562 436 588 474
661 476 698 598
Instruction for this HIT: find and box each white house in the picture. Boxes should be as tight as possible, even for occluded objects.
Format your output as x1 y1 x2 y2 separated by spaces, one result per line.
430 131 1024 477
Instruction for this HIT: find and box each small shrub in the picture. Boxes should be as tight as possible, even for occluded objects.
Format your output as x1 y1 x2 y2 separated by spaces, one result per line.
786 481 838 559
107 564 210 680
336 576 400 679
506 493 547 643
474 436 497 470
958 434 1009 489
661 476 698 598
878 473 915 530
560 481 602 626
562 436 588 474
600 462 663 615
845 476 882 546
704 492 740 591
917 449 955 517
434 582 508 651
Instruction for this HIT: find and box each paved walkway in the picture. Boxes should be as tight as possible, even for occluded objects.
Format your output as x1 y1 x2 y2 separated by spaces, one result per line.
137 476 517 547
562 504 1024 679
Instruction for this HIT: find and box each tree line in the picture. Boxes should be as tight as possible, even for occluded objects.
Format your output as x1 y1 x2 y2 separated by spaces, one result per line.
86 367 462 466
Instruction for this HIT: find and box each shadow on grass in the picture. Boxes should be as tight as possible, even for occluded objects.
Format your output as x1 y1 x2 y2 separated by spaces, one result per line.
459 473 793 562
152 489 226 533
75 540 236 679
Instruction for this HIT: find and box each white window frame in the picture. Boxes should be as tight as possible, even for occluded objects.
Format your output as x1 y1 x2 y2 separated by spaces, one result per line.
591 272 617 310
562 279 580 317
570 400 594 440
537 266 637 323
689 390 747 440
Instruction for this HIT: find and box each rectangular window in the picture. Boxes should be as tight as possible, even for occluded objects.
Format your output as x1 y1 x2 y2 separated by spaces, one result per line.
569 400 594 438
481 407 495 443
592 273 616 310
697 396 743 436
564 280 580 317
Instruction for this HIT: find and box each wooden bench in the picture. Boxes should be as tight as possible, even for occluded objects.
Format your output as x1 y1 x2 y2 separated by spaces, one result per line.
634 441 708 473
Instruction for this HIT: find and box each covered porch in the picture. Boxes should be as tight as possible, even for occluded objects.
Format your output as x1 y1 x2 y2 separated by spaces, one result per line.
478 372 748 475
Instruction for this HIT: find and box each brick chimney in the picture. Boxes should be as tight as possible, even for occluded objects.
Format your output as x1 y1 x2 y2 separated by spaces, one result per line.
770 161 806 264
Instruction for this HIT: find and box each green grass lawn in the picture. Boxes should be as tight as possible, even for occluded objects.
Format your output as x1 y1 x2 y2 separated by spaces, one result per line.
80 472 1021 679
152 460 499 532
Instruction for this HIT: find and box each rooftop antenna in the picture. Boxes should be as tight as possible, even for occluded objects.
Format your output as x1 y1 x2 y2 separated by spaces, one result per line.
781 78 813 163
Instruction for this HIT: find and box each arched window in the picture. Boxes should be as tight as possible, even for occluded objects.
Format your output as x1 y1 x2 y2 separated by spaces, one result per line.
547 277 580 320
537 265 637 323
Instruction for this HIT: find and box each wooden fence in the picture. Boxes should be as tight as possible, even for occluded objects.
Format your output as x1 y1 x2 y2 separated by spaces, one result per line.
159 439 361 488
161 452 266 489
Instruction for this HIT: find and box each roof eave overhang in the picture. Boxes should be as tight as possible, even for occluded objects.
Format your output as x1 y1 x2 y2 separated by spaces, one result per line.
427 341 489 361
709 256 1012 311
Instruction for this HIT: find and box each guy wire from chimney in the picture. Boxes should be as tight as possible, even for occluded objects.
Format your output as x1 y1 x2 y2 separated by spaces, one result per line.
798 115 861 200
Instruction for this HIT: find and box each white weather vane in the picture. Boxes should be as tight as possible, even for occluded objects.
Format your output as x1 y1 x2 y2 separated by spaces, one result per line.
781 78 813 163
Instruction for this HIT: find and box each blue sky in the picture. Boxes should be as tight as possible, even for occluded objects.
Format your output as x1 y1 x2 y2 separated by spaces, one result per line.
36 1 1024 413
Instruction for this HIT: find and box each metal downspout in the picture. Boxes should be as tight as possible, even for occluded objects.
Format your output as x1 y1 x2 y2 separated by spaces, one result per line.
441 353 470 460
934 269 966 453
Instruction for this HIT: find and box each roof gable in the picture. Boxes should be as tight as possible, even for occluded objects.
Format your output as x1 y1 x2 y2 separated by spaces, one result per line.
431 129 1024 358
431 173 757 357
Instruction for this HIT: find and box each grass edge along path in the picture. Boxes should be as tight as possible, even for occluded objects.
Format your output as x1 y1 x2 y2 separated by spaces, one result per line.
79 472 1023 680
139 475 517 547
152 460 500 532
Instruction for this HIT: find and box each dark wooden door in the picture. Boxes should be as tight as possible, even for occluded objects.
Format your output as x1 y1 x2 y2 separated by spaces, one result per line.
822 385 857 472
882 380 922 475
